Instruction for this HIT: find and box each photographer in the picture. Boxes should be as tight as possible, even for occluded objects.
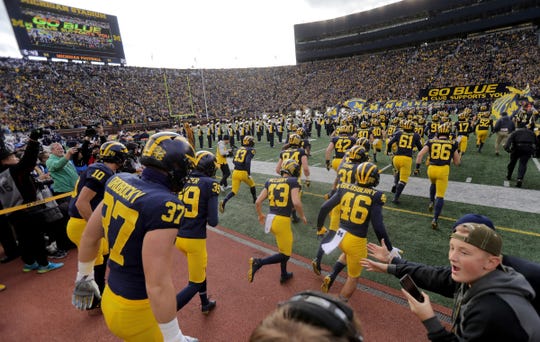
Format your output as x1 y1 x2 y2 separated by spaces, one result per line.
0 129 64 273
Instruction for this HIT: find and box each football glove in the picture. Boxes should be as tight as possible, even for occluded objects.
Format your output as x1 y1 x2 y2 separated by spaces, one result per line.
325 160 331 171
389 246 403 261
72 274 101 310
413 168 420 176
305 178 311 188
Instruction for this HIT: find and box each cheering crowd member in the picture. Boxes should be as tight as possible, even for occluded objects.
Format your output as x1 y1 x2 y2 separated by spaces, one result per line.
175 151 219 315
219 135 257 213
361 219 540 341
415 123 460 229
0 129 64 273
249 159 306 285
72 132 198 342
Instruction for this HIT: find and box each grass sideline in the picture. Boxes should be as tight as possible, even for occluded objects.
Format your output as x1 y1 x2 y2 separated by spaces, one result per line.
207 130 540 308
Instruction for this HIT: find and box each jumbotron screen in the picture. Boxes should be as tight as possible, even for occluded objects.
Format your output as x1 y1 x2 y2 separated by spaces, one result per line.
4 0 125 64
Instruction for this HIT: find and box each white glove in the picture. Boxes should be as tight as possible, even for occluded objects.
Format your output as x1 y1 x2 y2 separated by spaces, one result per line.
72 273 100 310
388 247 403 261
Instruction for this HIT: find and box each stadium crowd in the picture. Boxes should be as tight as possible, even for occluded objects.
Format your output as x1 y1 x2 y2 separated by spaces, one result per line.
1 28 539 133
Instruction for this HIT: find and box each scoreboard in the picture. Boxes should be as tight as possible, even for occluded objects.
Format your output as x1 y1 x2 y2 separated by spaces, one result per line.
4 0 125 64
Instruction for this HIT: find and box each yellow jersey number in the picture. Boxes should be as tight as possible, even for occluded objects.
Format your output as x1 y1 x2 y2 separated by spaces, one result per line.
178 185 201 218
234 149 247 163
398 133 413 149
339 192 371 225
430 142 452 161
281 151 300 163
335 138 352 153
267 182 290 208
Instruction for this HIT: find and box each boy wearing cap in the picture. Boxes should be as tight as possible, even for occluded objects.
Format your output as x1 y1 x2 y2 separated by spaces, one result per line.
362 221 540 341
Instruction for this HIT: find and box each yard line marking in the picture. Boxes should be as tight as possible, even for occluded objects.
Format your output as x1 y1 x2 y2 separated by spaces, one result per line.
310 148 327 155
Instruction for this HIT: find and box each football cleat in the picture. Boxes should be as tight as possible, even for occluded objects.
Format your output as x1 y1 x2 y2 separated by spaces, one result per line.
516 179 523 188
311 259 321 276
428 202 434 212
391 198 400 205
391 185 396 193
201 300 216 315
219 200 225 213
431 219 438 230
248 257 262 283
321 275 334 293
280 272 293 284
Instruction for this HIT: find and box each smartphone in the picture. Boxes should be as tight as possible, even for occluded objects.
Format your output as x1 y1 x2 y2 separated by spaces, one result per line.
399 274 424 303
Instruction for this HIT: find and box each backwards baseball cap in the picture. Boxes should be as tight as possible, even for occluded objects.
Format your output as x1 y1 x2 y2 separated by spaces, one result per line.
451 223 502 256
452 213 495 231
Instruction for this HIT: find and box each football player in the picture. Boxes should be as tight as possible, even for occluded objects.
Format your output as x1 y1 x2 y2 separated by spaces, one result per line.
275 133 310 223
249 159 307 284
415 123 461 229
311 145 369 276
72 132 198 342
474 111 493 153
325 126 357 171
175 151 220 315
368 119 383 162
315 162 395 300
454 111 472 157
387 119 423 204
66 141 128 311
219 135 257 213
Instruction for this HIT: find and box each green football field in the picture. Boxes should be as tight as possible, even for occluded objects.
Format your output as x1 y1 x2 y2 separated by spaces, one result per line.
200 129 540 307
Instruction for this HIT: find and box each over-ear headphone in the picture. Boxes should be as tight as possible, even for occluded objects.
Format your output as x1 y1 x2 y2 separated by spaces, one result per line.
279 290 363 342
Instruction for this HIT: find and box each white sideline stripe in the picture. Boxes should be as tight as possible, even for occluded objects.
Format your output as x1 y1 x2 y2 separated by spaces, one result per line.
379 163 393 173
312 163 321 167
310 148 327 155
466 177 472 183
533 158 540 172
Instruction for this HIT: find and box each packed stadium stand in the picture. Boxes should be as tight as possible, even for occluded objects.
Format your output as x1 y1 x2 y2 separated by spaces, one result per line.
1 0 539 134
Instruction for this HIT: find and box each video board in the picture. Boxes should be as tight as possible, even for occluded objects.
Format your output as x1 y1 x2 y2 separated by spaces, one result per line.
4 0 125 64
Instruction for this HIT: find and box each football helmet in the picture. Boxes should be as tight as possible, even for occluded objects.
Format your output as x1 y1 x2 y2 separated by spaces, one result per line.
355 137 371 151
242 135 255 147
400 120 414 132
355 162 379 187
280 158 300 178
99 141 128 165
360 121 369 129
438 123 452 135
296 127 306 138
458 112 467 121
347 145 369 163
288 133 302 147
431 114 440 122
194 150 217 177
418 117 426 125
140 132 195 191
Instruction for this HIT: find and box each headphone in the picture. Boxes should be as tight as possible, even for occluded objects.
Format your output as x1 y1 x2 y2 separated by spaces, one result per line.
279 290 363 342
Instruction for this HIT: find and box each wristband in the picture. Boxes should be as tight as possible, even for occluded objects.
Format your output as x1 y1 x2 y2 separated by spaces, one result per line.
77 260 96 278
158 318 183 342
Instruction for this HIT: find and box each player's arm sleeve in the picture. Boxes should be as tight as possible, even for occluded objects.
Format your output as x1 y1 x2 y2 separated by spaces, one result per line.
207 193 219 227
371 204 392 251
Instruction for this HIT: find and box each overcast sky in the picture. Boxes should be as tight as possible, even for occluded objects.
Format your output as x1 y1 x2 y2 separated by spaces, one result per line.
0 0 402 69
